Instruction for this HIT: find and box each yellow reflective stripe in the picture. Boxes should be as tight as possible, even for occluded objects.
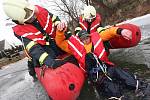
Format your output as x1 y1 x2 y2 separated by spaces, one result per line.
97 27 106 33
39 52 48 65
26 41 37 51
67 31 71 34
46 42 49 45
52 15 57 22
75 27 82 31
82 15 85 20
43 36 46 39
54 21 60 26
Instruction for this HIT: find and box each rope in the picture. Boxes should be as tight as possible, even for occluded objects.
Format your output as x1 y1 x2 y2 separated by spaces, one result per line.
109 95 124 100
21 36 32 60
92 53 112 81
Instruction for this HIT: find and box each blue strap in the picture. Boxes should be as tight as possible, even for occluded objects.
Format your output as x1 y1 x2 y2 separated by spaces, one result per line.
89 53 112 81
89 67 101 74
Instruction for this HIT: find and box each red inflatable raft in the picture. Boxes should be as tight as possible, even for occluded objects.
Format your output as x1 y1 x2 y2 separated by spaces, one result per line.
109 23 141 48
35 63 85 100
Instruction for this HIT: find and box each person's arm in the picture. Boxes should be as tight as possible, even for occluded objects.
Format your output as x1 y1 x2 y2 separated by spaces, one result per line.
15 34 65 68
52 14 61 26
74 19 82 35
75 26 82 35
55 30 72 54
47 11 61 26
98 26 132 41
98 27 121 41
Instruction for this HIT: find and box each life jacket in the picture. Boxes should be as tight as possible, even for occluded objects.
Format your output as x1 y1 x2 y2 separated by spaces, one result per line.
13 5 55 45
79 14 101 34
68 35 86 71
90 32 111 64
68 32 113 70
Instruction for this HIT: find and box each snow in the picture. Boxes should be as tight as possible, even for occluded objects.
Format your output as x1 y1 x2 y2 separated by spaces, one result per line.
118 14 150 26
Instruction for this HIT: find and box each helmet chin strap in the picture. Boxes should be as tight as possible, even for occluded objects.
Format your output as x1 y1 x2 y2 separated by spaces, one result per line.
23 8 35 23
87 0 90 5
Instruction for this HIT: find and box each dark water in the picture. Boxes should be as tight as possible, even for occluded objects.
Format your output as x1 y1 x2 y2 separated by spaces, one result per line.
78 82 100 100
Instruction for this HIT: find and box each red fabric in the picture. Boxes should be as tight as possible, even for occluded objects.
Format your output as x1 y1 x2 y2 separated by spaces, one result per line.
68 36 86 69
68 33 113 68
35 63 85 100
13 5 54 45
91 32 114 65
79 14 101 33
109 23 141 48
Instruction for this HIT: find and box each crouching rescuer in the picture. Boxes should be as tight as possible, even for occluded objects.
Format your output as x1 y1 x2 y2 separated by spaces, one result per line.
2 0 67 81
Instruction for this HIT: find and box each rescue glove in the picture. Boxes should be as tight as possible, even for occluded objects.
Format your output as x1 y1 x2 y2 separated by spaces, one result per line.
50 59 66 69
57 21 67 31
44 57 66 69
64 31 72 39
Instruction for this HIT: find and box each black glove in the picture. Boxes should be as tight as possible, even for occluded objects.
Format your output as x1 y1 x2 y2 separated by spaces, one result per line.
64 31 72 39
50 59 66 69
44 56 66 69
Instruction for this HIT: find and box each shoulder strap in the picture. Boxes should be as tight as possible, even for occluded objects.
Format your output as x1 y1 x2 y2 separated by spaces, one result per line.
91 43 94 52
31 19 50 41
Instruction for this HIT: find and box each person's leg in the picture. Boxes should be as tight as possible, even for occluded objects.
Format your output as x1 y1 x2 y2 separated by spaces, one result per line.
112 67 137 90
27 60 37 81
96 77 124 100
63 55 79 67
95 67 124 99
113 67 150 99
49 40 66 57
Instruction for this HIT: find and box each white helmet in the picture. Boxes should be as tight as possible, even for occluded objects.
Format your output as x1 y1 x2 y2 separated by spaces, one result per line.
83 5 96 20
3 0 35 24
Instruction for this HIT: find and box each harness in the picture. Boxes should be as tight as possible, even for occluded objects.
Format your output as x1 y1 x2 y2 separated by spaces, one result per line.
89 53 112 82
